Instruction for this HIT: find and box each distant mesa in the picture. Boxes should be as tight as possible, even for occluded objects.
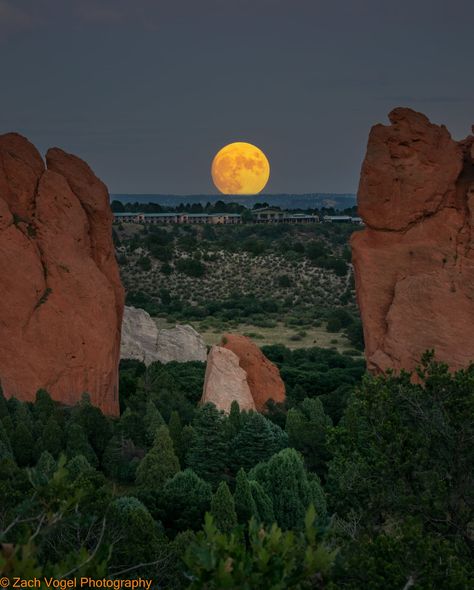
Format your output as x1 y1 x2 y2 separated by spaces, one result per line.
352 108 474 374
121 306 207 365
201 334 286 413
0 133 124 415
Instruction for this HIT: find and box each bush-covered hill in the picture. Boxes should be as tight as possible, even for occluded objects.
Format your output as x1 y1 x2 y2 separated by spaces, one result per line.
115 222 364 350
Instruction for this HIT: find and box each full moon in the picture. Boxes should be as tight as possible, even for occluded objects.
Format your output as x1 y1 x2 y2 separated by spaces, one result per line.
211 142 270 195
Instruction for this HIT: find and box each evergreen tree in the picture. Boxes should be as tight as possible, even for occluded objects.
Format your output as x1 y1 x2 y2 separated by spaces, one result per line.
159 469 212 534
250 448 313 530
11 421 35 467
66 422 98 467
136 425 180 489
35 451 57 480
233 468 256 524
249 480 275 525
70 394 112 457
0 387 9 420
227 400 241 438
119 407 145 446
231 412 287 472
168 410 184 462
39 415 63 458
211 481 237 533
187 404 228 486
34 389 55 422
181 424 196 466
143 400 165 446
0 420 12 456
66 454 95 480
102 435 140 483
285 397 332 476
107 496 164 576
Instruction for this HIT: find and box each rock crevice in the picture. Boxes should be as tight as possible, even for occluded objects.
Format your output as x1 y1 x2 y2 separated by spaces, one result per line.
0 133 124 415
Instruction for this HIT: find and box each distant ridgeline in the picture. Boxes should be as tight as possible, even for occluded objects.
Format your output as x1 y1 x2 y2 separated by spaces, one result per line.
111 193 357 211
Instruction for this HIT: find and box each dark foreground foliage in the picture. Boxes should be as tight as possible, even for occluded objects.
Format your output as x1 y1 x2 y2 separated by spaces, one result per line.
0 352 472 588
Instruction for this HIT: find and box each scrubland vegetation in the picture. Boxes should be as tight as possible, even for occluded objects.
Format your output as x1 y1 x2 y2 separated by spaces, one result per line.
115 222 364 351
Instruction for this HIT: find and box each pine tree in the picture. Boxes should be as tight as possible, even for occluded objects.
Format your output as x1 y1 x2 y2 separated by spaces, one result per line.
285 397 332 476
181 424 196 466
249 480 275 524
0 387 9 420
168 410 184 462
66 422 98 467
70 393 112 457
11 422 35 467
119 407 144 446
40 415 63 458
136 425 180 489
234 468 256 524
211 481 237 533
0 420 12 456
232 412 287 472
34 389 55 422
250 448 312 530
227 400 241 438
143 401 165 446
187 404 228 486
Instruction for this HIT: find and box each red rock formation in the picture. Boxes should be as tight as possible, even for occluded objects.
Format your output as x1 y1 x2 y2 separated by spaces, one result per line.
0 133 124 415
221 334 286 411
352 108 474 374
200 346 256 413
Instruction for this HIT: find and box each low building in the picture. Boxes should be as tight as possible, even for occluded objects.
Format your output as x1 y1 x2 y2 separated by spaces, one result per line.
208 213 242 224
142 213 181 224
113 212 144 223
185 213 210 224
283 213 319 224
251 207 286 223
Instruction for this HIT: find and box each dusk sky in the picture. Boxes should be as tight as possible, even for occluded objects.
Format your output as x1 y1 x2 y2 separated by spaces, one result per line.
1 0 473 194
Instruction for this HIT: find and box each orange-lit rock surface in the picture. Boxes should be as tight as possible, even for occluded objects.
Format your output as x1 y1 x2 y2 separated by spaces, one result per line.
221 334 286 411
201 346 256 413
352 108 474 373
0 133 124 415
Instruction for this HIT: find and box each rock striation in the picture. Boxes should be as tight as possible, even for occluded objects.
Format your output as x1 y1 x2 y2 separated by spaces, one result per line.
201 334 286 413
352 108 474 374
201 346 256 413
0 133 124 415
120 306 207 365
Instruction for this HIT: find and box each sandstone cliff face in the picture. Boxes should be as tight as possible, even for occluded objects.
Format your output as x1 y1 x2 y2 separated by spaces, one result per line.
0 133 124 415
201 346 256 413
201 334 286 413
120 306 207 365
222 334 286 411
352 108 474 374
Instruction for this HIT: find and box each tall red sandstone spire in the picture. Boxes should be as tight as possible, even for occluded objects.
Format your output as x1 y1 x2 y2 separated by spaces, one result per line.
352 108 474 374
0 133 124 415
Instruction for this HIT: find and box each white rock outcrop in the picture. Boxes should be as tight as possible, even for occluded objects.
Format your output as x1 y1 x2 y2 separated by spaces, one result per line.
200 346 256 413
120 306 207 365
156 324 207 364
